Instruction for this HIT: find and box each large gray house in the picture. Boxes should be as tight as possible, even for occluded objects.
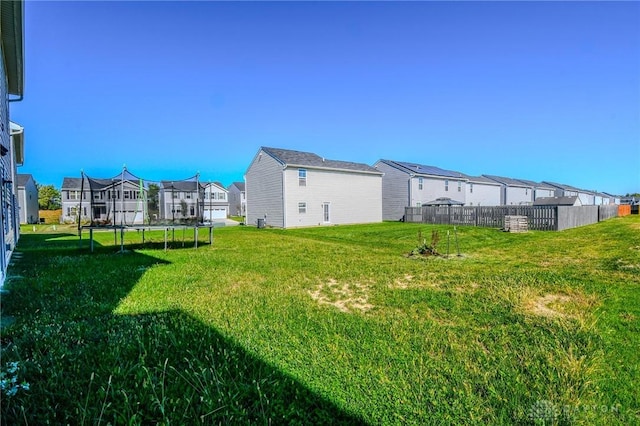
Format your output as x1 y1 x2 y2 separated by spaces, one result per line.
246 147 382 228
374 159 467 221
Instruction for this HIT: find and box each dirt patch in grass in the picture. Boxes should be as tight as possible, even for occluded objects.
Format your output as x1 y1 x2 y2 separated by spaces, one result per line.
388 274 441 290
309 279 373 313
524 292 599 320
528 294 572 318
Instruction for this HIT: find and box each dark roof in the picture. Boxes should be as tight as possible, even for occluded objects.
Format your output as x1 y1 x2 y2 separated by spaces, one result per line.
483 175 532 187
61 177 87 189
533 196 580 206
161 180 200 191
541 181 585 193
262 147 381 174
16 173 33 187
423 197 465 206
229 181 245 191
516 179 555 190
378 159 465 179
459 174 501 185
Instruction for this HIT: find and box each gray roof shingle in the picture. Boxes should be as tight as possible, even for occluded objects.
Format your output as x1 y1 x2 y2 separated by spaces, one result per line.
378 159 466 179
262 147 381 174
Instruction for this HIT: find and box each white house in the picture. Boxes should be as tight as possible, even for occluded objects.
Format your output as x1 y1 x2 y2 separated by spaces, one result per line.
16 174 38 224
202 181 229 221
374 159 467 221
1 0 24 286
461 175 502 206
246 147 382 228
483 175 533 205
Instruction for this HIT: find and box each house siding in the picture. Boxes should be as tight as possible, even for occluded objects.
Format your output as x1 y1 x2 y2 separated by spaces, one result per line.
284 167 382 228
412 176 466 206
375 161 411 220
18 176 38 224
465 182 501 206
246 149 285 227
0 43 20 284
505 186 532 205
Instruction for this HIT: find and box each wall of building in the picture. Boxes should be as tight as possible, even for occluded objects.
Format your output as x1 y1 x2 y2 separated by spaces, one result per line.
246 150 285 227
283 167 382 228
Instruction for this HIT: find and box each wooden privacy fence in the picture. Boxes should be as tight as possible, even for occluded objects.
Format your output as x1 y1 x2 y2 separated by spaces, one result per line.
405 204 623 231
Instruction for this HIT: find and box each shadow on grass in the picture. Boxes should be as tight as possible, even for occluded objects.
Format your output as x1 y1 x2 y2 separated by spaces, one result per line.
1 234 364 425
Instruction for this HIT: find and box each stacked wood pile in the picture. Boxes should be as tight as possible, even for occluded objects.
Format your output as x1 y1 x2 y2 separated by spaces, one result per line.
504 215 528 233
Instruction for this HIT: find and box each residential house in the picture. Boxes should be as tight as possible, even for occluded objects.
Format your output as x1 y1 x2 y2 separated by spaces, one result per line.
483 175 533 205
202 181 229 221
160 180 201 222
227 181 246 217
374 159 467 221
543 182 595 205
603 193 621 205
16 174 38 224
61 176 149 225
515 179 556 201
1 0 24 285
461 175 502 206
60 177 91 223
246 147 382 228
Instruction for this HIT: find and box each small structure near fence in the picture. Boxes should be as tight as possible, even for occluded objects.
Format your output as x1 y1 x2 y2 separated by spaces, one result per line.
504 215 528 233
405 204 623 231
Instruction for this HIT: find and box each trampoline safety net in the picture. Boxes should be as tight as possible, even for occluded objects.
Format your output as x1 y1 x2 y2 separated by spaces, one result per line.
79 168 221 227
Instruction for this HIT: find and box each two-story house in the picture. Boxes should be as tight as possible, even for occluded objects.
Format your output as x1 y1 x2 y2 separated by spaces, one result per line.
202 181 229 221
483 175 534 205
160 180 202 223
374 159 467 221
16 174 38 224
227 181 246 217
461 175 502 206
246 147 382 228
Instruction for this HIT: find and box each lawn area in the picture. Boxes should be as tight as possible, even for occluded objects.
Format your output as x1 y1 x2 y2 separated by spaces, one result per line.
1 218 639 424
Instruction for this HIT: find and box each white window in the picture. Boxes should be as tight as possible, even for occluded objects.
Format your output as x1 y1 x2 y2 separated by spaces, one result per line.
299 169 307 186
418 177 423 190
298 202 307 214
68 191 79 200
445 180 449 191
458 181 462 192
470 183 473 193
172 191 179 199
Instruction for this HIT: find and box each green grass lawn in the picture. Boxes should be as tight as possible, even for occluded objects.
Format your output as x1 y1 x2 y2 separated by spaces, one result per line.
1 218 638 424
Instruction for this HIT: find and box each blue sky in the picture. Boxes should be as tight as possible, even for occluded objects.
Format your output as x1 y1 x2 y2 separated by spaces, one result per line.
12 1 640 195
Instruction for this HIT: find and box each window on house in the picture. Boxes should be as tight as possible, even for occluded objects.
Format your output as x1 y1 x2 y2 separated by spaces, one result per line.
458 182 462 192
190 206 195 216
418 177 423 190
186 192 192 199
172 191 179 199
69 191 79 200
299 169 307 186
298 202 307 214
470 183 473 193
124 191 130 199
445 180 449 191
219 193 226 200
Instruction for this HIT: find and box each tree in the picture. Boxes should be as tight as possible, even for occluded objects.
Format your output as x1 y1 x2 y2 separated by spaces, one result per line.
37 184 61 210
